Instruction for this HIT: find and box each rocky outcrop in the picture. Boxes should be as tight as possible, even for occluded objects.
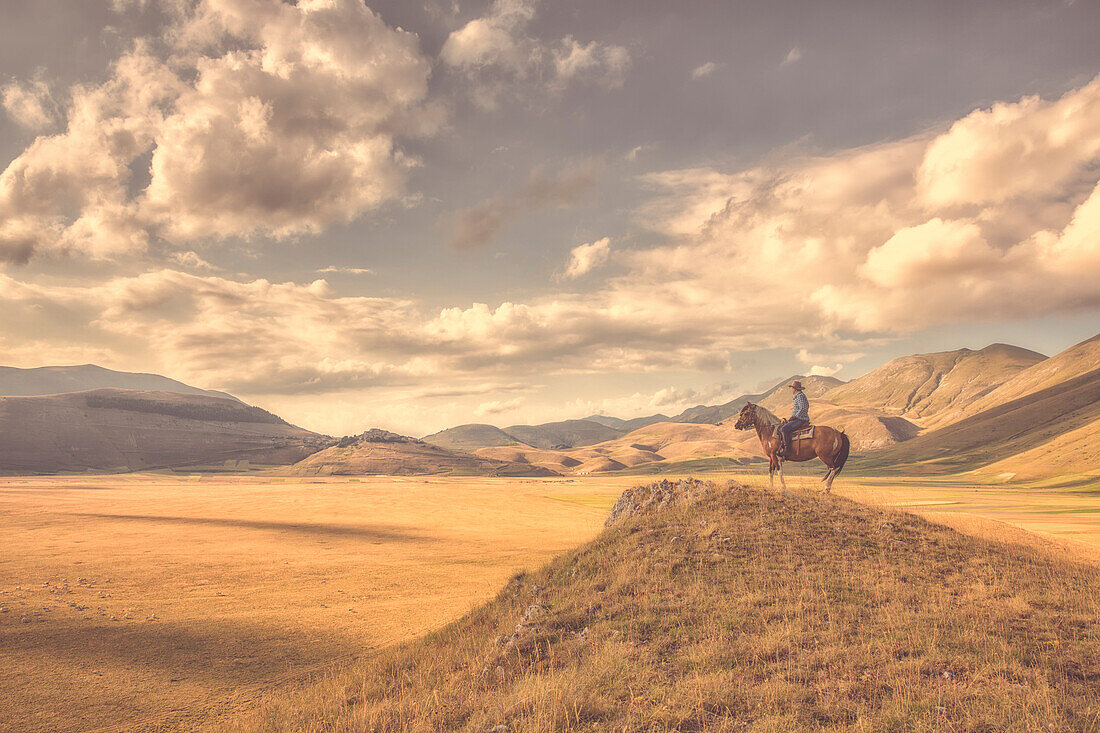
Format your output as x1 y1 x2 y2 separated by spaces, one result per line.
605 478 720 527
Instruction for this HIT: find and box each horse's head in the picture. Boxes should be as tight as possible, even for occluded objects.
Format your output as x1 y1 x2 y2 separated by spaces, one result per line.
734 402 756 430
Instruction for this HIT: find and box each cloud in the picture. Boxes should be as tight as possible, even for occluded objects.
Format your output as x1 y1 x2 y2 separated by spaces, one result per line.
440 0 630 107
552 36 630 90
169 251 218 271
562 237 610 279
796 348 865 366
691 62 718 79
629 74 1100 337
474 397 524 417
917 84 1100 209
781 47 803 67
448 164 598 249
2 75 59 130
3 76 1099 435
0 0 438 263
808 364 843 377
317 266 374 275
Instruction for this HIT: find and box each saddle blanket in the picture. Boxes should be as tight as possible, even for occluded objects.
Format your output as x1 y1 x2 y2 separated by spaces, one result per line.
791 425 814 440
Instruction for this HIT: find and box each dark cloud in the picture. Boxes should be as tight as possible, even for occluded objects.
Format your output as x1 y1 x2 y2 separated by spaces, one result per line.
447 164 598 249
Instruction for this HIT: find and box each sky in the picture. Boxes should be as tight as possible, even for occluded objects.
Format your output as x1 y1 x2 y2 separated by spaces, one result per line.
1 0 1099 437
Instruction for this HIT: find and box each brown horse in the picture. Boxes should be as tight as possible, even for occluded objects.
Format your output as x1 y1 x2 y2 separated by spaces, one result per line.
733 402 850 492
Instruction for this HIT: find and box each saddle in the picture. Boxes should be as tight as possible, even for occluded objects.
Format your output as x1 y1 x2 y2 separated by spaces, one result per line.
791 425 814 440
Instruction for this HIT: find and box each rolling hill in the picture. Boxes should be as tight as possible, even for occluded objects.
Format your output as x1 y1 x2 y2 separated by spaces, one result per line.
821 343 1045 424
583 413 671 432
501 419 625 449
426 376 845 456
423 419 624 452
418 423 523 451
241 480 1100 731
0 389 329 474
852 366 1100 476
284 429 557 476
939 332 1100 426
0 364 237 401
476 400 918 474
668 374 844 425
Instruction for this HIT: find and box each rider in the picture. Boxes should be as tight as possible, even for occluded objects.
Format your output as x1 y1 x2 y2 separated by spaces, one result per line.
776 380 809 458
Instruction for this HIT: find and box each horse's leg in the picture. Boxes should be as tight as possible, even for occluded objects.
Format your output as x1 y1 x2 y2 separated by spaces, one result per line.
778 461 787 490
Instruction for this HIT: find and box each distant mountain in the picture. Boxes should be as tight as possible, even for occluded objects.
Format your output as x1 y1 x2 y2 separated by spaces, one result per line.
0 364 238 401
853 366 1100 476
821 344 1044 424
664 374 845 425
420 423 523 452
0 388 328 474
751 375 846 417
584 414 670 431
476 398 918 475
423 419 623 452
284 429 556 477
583 415 626 429
425 376 844 454
501 419 624 449
941 333 1100 426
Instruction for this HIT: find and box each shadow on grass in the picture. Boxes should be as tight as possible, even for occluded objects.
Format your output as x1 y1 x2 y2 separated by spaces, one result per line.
67 513 435 542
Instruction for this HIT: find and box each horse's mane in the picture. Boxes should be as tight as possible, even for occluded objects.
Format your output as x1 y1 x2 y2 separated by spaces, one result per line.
751 404 782 428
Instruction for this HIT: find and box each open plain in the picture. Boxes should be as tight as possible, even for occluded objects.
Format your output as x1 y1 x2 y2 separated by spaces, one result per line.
2 471 1099 732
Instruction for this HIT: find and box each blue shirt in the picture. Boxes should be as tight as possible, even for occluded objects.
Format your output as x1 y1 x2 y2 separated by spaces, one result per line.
791 391 809 421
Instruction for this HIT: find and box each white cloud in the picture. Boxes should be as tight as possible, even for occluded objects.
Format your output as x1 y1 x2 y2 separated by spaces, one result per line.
474 397 524 417
781 47 803 67
0 0 438 262
316 266 374 275
3 75 1100 434
917 80 1100 209
552 36 630 89
808 364 843 377
691 62 718 79
2 76 58 130
441 0 630 106
562 237 610 279
169 251 218 271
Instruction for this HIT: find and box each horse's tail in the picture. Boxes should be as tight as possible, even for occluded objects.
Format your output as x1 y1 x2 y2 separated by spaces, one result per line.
832 430 850 478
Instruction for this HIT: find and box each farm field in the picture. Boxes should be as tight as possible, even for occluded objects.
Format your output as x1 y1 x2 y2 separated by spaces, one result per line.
1 471 1099 732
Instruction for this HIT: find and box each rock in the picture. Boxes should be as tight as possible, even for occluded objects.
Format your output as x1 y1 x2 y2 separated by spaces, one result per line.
605 478 723 526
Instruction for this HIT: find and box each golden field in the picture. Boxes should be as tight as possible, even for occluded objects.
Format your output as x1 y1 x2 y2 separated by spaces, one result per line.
1 471 1099 731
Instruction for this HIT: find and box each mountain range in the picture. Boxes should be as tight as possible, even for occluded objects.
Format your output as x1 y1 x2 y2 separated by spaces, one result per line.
0 364 238 401
434 335 1098 480
1 332 1097 480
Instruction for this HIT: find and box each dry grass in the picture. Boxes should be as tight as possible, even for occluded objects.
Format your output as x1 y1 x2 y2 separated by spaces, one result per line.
239 481 1100 732
0 474 620 732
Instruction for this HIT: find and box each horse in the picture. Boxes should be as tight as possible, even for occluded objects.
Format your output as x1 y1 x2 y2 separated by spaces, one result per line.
733 402 850 492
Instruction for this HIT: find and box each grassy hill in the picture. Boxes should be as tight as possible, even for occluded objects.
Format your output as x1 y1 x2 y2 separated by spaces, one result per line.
241 480 1100 731
0 389 328 474
671 375 844 425
423 419 624 453
285 429 557 477
420 423 524 452
0 364 237 401
502 420 625 450
822 344 1044 424
850 367 1100 476
476 401 917 475
940 332 1100 427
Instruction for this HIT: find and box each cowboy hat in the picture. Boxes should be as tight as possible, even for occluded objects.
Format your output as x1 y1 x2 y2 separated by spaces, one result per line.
789 380 804 391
